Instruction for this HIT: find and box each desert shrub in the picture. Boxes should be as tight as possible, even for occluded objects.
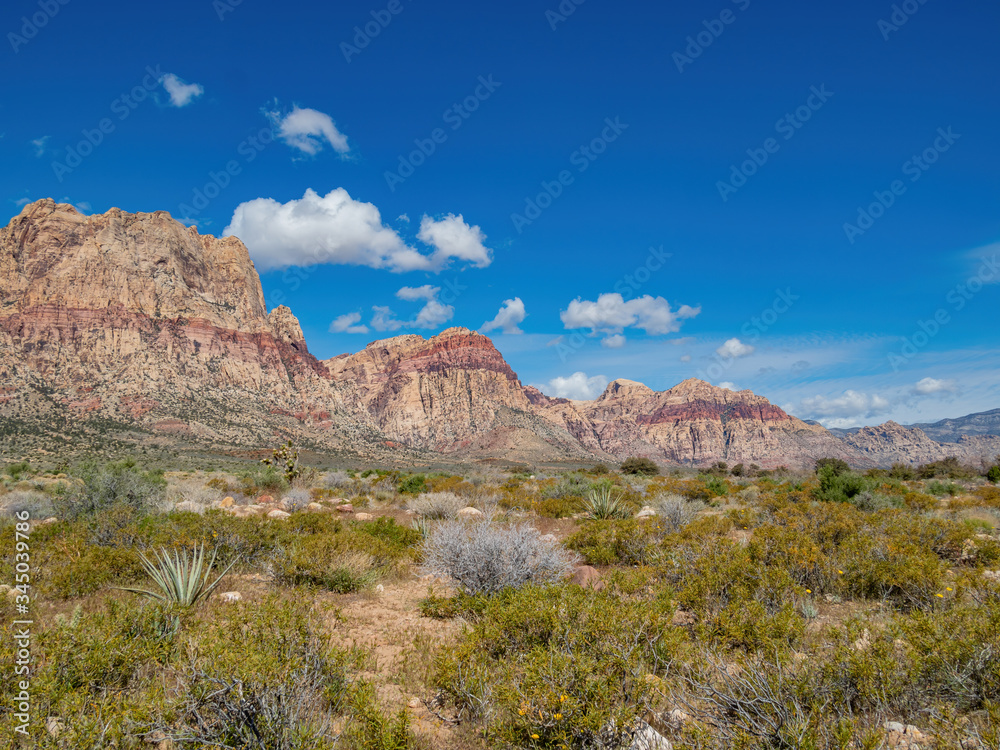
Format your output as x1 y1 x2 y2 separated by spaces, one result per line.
422 519 580 595
565 519 665 566
323 469 353 488
396 473 427 495
815 457 851 476
4 460 35 480
406 491 465 519
434 584 680 749
849 490 902 512
927 479 960 497
583 486 632 520
239 463 289 495
704 475 729 497
282 487 313 511
620 456 660 476
989 465 1000 484
531 495 583 518
814 465 873 504
540 471 593 500
889 462 917 480
919 456 977 480
903 491 938 512
656 494 704 531
590 463 610 474
45 545 146 598
55 458 166 521
0 489 53 518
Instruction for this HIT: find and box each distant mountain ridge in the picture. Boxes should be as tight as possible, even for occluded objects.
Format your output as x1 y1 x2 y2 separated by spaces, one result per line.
1 199 998 468
829 409 1000 445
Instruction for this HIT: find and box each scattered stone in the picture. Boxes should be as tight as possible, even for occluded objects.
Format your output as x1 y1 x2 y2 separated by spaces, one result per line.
983 569 1000 581
853 628 872 651
671 609 696 626
45 717 65 738
570 565 604 590
5 587 19 601
884 721 906 734
407 697 422 709
219 591 242 603
355 512 374 521
306 502 324 512
219 496 235 508
336 503 354 513
267 509 291 520
258 495 275 504
665 708 692 730
635 506 657 518
539 533 558 544
457 506 483 519
375 584 385 594
629 719 672 750
39 517 58 525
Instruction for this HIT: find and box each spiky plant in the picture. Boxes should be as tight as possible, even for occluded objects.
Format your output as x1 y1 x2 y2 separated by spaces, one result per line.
583 486 631 520
119 543 236 607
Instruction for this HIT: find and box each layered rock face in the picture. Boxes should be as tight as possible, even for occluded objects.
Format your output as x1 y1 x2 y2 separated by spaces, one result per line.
533 378 859 468
1 200 996 468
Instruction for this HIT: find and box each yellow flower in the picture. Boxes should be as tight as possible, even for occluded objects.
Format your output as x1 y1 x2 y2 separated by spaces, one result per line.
532 734 540 739
560 695 567 702
519 709 526 715
555 713 563 720
936 594 944 598
805 589 812 593
946 587 953 591
838 570 844 574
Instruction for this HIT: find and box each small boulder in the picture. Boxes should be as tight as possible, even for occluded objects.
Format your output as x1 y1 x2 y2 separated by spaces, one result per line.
336 503 354 513
539 533 558 544
219 496 235 508
46 717 65 738
267 509 291 521
457 506 483 519
570 565 604 590
258 495 275 504
219 591 242 603
635 506 657 518
355 512 374 521
39 517 59 525
629 720 672 750
306 502 324 512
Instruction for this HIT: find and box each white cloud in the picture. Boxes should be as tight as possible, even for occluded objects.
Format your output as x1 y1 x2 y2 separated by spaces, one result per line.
397 214 410 223
716 338 755 359
542 372 609 401
795 390 891 422
161 74 204 107
14 198 31 207
718 382 737 391
224 188 493 273
267 105 349 155
329 312 369 334
560 293 700 345
370 286 454 332
912 377 957 395
680 354 691 362
481 298 526 335
601 334 626 349
31 136 49 157
416 215 492 268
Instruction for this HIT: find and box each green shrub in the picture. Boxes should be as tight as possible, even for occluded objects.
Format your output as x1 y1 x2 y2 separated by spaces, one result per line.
55 458 166 521
927 479 959 497
583 486 631 520
239 463 289 495
987 465 1000 484
815 457 851 476
814 466 873 503
620 456 660 476
396 473 427 495
4 460 34 480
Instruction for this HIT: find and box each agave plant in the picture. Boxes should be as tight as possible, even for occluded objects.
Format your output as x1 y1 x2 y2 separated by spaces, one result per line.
583 486 631 520
119 543 236 607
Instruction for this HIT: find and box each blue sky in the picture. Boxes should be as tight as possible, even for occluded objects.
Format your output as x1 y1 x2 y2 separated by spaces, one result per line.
3 0 998 427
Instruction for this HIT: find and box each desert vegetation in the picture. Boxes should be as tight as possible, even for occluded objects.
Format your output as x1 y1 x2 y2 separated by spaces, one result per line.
0 453 998 748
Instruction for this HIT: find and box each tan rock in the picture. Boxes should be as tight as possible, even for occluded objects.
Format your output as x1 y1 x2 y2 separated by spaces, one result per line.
219 496 235 508
266 509 290 520
570 565 604 590
336 503 354 513
355 512 374 521
457 506 483 519
219 591 242 603
306 502 324 512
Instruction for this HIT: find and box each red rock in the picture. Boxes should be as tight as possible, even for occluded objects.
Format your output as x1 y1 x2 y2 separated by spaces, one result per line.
257 495 274 504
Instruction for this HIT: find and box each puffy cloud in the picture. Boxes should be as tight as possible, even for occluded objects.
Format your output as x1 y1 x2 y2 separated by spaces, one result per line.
417 214 492 268
161 74 204 107
329 312 369 334
560 293 699 345
716 338 755 359
224 188 492 273
370 286 454 332
542 372 609 401
601 334 626 349
718 382 737 391
481 298 526 335
31 136 49 157
267 105 349 155
680 354 691 362
912 377 957 395
795 390 891 421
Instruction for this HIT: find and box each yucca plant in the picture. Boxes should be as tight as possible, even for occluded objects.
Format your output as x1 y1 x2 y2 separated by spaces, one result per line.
119 543 236 607
583 486 631 520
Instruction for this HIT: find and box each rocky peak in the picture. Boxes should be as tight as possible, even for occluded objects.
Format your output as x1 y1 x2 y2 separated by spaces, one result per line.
267 305 305 344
